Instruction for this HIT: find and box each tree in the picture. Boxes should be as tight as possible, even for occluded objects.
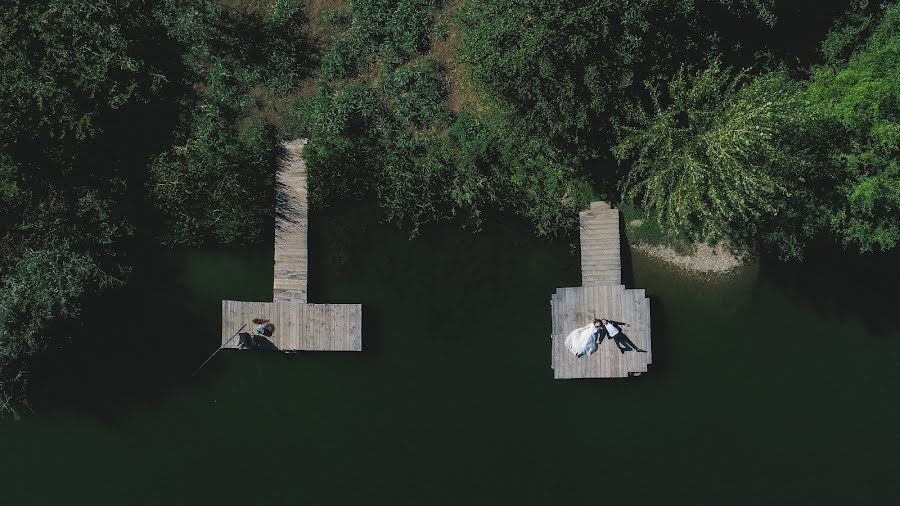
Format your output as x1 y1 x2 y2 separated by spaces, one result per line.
0 0 144 143
457 0 782 158
803 2 900 252
614 60 803 243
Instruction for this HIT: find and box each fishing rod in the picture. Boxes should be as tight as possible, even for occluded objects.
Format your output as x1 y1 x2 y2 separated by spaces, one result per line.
192 324 247 377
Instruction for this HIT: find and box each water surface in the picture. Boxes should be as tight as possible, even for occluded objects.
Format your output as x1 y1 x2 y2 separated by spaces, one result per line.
1 200 897 505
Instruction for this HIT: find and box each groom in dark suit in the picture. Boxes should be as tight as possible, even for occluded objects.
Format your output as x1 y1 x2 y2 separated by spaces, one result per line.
598 318 647 354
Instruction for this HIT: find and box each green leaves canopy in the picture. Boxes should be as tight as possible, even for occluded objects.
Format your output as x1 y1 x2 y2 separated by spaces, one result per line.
615 61 802 242
0 248 115 416
0 0 142 142
805 3 900 252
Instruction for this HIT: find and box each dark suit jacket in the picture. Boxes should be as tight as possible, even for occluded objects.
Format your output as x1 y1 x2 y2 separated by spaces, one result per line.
598 320 627 342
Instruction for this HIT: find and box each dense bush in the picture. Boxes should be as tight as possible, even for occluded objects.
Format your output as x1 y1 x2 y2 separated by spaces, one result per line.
149 0 311 245
0 0 144 143
4 0 898 416
0 0 312 414
304 0 595 236
0 249 116 417
612 2 900 258
614 61 804 243
457 1 783 158
149 110 277 245
803 2 900 252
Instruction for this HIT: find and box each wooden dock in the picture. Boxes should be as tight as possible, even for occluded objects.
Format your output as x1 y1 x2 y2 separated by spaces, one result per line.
221 301 361 351
550 202 652 378
274 139 309 303
220 140 362 352
580 201 622 286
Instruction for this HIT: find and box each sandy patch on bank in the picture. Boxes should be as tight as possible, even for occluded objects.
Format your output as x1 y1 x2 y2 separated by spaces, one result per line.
634 241 745 274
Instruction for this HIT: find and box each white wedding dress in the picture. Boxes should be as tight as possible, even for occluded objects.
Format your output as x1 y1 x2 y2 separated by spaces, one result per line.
564 323 599 357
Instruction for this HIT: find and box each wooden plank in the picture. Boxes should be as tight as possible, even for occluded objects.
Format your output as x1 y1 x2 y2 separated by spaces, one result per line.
220 301 362 352
318 304 328 350
343 305 352 350
556 292 566 377
353 305 362 350
221 300 229 346
589 285 601 378
310 303 318 350
560 288 574 378
625 289 638 375
290 303 301 350
316 304 327 350
608 287 620 378
581 287 592 377
644 297 652 364
304 304 316 349
550 295 558 375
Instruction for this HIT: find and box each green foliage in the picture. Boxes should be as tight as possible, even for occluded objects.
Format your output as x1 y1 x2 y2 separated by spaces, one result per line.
802 2 900 252
0 0 313 412
457 1 782 156
321 8 350 28
0 0 143 142
156 0 311 95
149 111 277 245
148 0 310 245
718 0 778 28
614 61 803 243
0 0 152 264
265 0 313 93
0 249 116 416
380 59 451 128
302 1 457 234
820 0 879 65
304 0 594 236
617 201 680 247
302 71 455 234
0 154 19 204
457 1 643 154
319 0 439 81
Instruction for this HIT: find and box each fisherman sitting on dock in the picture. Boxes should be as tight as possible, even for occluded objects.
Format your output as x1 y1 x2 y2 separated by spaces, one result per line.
237 318 276 350
600 318 646 354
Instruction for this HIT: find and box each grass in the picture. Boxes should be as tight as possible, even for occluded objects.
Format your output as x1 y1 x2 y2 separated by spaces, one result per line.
217 0 349 136
617 201 695 256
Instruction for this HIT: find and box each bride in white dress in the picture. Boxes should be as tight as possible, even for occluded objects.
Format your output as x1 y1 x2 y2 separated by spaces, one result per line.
564 319 602 357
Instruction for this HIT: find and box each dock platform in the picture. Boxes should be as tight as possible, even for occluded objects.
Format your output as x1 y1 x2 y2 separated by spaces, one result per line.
220 139 362 352
550 201 652 378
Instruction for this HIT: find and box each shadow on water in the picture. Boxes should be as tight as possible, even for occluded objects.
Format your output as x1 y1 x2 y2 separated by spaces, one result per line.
6 196 900 505
644 294 673 378
237 331 278 352
358 305 386 354
758 245 900 339
28 244 274 424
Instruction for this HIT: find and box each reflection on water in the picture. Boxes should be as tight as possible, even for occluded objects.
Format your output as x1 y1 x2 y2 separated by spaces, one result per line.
1 199 897 505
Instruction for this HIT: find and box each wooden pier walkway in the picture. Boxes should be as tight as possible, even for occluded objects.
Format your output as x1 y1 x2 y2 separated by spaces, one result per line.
274 139 309 303
550 202 652 378
220 140 362 352
580 202 622 286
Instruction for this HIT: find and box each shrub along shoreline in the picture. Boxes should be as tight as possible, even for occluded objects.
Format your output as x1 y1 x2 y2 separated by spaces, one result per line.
0 0 313 416
298 0 900 260
2 0 898 415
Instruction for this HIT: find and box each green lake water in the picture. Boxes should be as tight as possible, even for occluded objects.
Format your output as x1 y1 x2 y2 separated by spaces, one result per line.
1 200 898 505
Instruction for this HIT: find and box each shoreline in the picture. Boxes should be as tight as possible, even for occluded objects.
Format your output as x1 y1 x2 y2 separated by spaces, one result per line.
631 241 746 274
